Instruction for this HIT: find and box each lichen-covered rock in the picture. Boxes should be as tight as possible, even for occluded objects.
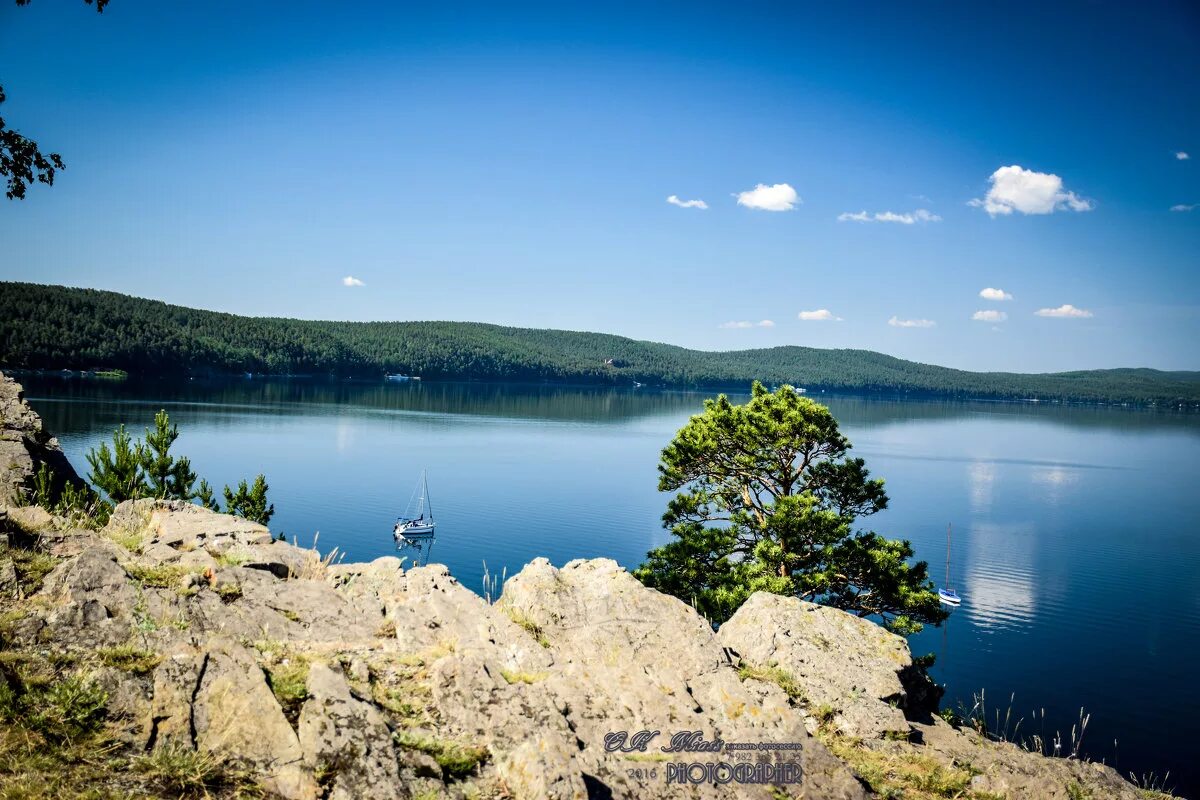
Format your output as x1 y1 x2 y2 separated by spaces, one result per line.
191 639 318 799
499 557 869 800
299 662 406 800
718 591 915 738
0 372 84 505
37 546 139 646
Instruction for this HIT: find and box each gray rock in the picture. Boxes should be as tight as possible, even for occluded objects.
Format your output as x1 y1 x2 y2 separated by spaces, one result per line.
36 546 138 646
298 662 407 800
718 591 914 738
499 557 868 800
191 639 318 800
0 372 85 506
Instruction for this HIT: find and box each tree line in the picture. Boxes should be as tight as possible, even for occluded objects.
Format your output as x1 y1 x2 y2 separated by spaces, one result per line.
2 282 1199 405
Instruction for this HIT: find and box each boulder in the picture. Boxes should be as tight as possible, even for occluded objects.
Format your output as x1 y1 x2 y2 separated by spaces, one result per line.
718 591 914 738
298 662 407 800
0 372 85 506
191 639 318 800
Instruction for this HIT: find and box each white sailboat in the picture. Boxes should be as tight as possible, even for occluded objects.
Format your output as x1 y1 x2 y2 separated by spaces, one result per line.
394 471 436 539
938 522 962 605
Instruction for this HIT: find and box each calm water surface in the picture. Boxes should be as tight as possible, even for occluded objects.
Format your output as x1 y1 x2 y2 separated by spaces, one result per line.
19 376 1200 796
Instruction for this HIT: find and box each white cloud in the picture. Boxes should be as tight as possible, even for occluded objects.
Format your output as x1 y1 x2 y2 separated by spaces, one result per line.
1170 203 1196 212
969 165 1093 216
888 316 936 328
837 209 940 224
735 183 800 211
972 310 1008 322
1035 304 1093 318
719 319 775 329
667 194 708 210
979 287 1013 301
342 276 365 287
1176 152 1190 161
798 309 842 321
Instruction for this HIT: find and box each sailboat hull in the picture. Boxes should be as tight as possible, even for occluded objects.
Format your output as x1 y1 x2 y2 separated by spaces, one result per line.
395 521 436 538
938 589 962 605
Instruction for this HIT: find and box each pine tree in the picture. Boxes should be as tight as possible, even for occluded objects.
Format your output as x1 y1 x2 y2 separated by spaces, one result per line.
634 382 946 633
223 474 275 526
140 410 197 500
85 424 145 503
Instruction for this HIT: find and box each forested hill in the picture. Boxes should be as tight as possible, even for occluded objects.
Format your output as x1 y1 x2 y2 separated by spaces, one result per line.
2 282 1198 405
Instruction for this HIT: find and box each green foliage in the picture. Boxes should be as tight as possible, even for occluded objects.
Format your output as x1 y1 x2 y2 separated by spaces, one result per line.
3 283 1199 404
502 607 550 648
635 383 947 631
29 463 108 528
86 411 196 504
141 410 198 500
130 743 264 798
265 659 309 723
195 478 219 512
0 86 65 201
125 563 192 589
95 645 162 675
30 464 53 510
223 474 275 526
81 410 274 524
85 424 144 504
0 671 107 744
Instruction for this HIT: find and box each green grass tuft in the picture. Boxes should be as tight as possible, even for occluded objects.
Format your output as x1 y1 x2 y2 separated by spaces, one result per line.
96 644 162 675
394 731 489 781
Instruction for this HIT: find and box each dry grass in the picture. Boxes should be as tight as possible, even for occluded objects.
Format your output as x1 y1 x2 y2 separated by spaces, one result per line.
501 607 549 648
499 669 548 685
0 546 58 596
735 660 806 704
818 730 978 799
291 532 344 580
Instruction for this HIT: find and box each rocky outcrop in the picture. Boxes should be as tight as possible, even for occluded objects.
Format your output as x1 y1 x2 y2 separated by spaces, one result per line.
0 498 1155 799
0 373 84 505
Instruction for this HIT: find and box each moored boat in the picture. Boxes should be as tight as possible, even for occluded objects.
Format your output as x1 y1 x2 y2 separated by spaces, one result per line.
394 470 436 539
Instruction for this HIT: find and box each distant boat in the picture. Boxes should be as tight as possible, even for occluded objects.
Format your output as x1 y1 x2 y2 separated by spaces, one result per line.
394 470 436 539
385 373 412 381
939 522 962 605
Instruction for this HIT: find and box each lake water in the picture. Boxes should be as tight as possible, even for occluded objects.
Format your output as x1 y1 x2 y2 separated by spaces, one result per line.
17 375 1200 796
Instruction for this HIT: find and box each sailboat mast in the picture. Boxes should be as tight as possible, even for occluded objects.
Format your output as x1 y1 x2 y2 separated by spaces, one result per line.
945 523 952 588
425 471 433 519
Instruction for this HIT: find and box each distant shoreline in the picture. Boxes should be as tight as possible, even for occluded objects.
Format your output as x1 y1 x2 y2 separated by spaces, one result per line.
8 368 1199 413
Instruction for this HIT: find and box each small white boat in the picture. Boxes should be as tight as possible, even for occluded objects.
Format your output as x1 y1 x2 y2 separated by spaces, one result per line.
394 471 436 540
939 523 962 605
385 373 412 381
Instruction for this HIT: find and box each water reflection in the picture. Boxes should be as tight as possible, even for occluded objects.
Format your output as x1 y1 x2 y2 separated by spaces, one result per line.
967 461 997 513
396 535 437 568
963 522 1038 632
15 374 1200 435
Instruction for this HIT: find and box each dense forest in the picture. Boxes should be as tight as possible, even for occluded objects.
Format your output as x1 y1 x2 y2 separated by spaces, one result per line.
2 282 1198 405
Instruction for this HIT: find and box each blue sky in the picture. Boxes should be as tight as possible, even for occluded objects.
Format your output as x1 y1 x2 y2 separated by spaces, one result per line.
1 0 1197 372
